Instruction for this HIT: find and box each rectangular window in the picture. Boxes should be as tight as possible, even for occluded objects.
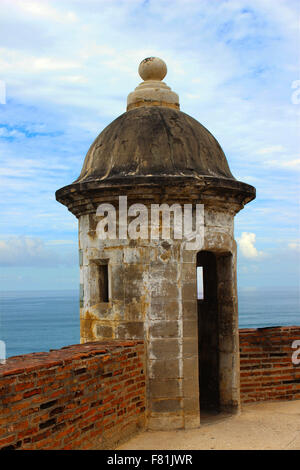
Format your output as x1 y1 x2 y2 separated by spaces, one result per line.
98 263 109 303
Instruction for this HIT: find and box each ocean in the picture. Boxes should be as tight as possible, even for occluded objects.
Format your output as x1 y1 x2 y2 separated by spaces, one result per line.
0 287 299 359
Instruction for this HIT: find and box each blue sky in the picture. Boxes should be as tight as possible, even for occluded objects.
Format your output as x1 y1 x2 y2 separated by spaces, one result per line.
0 0 299 291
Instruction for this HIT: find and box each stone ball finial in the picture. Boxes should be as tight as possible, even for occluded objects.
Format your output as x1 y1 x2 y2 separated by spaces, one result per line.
138 57 167 81
127 56 179 111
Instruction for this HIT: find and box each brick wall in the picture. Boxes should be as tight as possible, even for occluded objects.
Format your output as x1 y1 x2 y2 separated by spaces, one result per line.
239 327 300 403
1 327 299 449
0 341 145 450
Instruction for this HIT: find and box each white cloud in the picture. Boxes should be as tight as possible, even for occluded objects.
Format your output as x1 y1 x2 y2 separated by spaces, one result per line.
0 236 76 267
14 0 78 23
288 242 300 252
237 232 264 259
256 145 285 155
0 128 25 138
0 0 298 289
46 240 76 246
264 158 300 169
32 57 80 72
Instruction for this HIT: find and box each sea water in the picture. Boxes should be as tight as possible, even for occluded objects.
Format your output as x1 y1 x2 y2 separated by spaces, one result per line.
0 287 299 358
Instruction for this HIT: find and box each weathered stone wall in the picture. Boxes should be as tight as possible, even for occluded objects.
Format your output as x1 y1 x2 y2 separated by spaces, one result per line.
239 327 300 403
0 341 145 450
78 196 241 430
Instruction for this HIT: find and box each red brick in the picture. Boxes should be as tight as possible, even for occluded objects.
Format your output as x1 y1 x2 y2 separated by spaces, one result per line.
0 435 16 447
0 340 146 449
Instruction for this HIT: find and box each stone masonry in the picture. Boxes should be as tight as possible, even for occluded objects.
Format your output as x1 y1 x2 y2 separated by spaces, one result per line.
56 57 256 430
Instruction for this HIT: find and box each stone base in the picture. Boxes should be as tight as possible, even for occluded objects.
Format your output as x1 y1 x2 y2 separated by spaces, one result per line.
184 413 200 429
147 412 200 431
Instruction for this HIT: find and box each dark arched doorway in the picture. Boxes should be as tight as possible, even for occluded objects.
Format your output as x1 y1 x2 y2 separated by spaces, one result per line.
197 251 220 412
197 249 240 417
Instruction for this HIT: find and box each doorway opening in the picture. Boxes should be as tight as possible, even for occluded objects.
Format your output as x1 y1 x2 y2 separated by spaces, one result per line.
197 251 220 414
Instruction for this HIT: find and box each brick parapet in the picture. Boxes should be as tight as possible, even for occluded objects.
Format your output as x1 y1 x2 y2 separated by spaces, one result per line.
239 326 300 403
1 326 299 449
0 340 145 450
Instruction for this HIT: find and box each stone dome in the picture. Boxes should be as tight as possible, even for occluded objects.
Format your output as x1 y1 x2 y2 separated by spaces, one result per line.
75 106 235 184
56 57 255 215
